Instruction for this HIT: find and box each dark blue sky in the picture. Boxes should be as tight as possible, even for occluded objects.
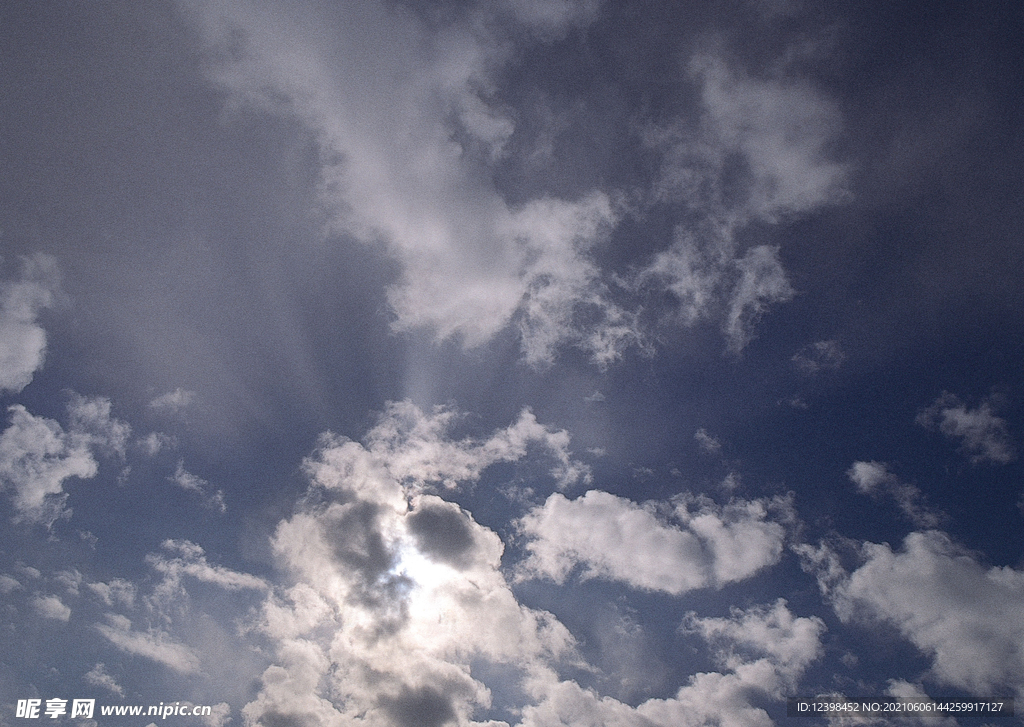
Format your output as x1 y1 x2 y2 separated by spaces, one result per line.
1 1 1022 726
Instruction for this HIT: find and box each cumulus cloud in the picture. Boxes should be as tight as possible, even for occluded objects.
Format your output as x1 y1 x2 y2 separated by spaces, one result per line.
315 400 589 501
0 405 98 526
242 402 585 727
517 489 793 594
84 662 125 697
803 530 1024 700
0 254 58 394
847 461 943 528
175 0 642 367
917 392 1016 464
520 600 824 727
0 397 131 526
32 594 72 622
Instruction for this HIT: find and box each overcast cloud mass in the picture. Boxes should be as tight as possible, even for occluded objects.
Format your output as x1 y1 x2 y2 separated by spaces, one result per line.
2 1 1023 726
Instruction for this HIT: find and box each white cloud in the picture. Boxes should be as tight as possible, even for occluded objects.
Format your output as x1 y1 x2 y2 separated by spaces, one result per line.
806 530 1024 700
242 403 586 727
67 394 132 458
520 600 824 727
148 388 197 414
95 613 201 674
32 594 71 622
682 599 824 674
170 461 227 513
146 539 268 592
87 578 137 608
0 397 132 526
917 392 1016 464
335 399 589 496
637 227 793 352
724 245 794 351
176 0 640 367
0 573 21 593
0 405 98 526
639 52 846 351
694 427 722 454
84 662 125 697
847 461 943 528
0 254 58 394
792 339 845 373
517 489 792 594
139 431 175 456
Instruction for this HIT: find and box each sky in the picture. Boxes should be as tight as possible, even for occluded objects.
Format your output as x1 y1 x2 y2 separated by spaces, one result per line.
1 1 1023 726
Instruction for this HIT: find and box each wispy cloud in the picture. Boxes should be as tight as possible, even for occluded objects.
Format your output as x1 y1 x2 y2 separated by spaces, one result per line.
95 613 201 674
848 460 944 528
148 388 197 415
170 461 226 513
917 392 1016 464
0 254 58 394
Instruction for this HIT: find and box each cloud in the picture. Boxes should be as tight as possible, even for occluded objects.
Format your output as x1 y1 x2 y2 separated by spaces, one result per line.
917 392 1016 464
847 461 943 528
638 52 847 351
0 254 58 394
792 339 845 374
694 428 722 454
146 539 268 592
32 594 71 622
170 461 227 513
682 599 824 674
517 489 793 594
148 388 197 414
86 578 137 608
242 402 585 727
0 573 21 593
804 530 1024 700
67 394 132 458
520 600 824 727
636 226 794 352
0 397 131 526
650 53 848 221
175 0 640 367
0 405 98 526
95 613 201 674
84 662 125 697
344 399 589 495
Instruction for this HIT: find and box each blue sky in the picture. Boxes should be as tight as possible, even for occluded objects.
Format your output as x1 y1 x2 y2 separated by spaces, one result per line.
1 1 1023 726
